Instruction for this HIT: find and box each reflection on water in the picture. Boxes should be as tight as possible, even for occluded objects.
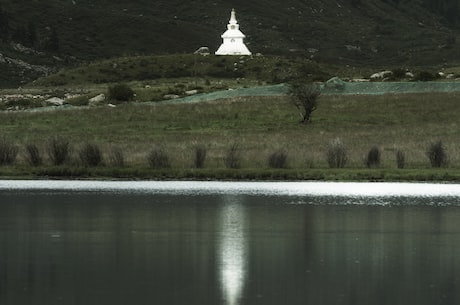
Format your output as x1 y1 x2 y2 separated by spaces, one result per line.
219 196 247 305
1 182 460 305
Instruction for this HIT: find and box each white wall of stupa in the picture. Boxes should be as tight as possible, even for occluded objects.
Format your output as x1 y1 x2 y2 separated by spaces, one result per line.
215 9 252 56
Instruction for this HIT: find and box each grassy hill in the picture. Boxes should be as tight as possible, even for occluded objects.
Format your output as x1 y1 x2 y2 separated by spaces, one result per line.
1 0 460 87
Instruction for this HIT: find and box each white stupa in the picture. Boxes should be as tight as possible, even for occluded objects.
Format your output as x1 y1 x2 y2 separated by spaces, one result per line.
215 9 252 56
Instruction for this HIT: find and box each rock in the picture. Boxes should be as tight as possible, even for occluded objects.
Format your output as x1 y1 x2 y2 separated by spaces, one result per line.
194 47 210 56
405 72 415 78
324 77 346 90
185 89 198 95
345 45 361 52
45 97 64 106
370 71 393 80
163 94 180 99
88 94 105 105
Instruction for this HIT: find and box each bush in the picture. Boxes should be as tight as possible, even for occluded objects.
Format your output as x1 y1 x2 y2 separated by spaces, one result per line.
396 149 405 169
193 145 207 168
79 143 103 167
147 146 170 169
66 95 89 106
24 143 42 166
109 146 125 167
415 71 436 81
5 99 37 110
427 140 448 168
268 150 288 168
0 137 18 166
108 83 135 102
326 138 348 168
392 68 406 80
224 143 241 169
366 146 381 168
47 136 71 165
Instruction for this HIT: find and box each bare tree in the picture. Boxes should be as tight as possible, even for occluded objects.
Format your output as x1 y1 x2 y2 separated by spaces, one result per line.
288 82 321 124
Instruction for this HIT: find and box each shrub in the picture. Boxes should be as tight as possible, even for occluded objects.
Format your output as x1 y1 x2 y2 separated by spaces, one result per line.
5 98 37 110
108 83 135 102
326 138 348 168
396 149 405 169
224 143 241 169
392 68 406 80
427 140 448 168
268 150 288 168
79 143 103 167
47 136 71 165
147 146 170 169
0 137 18 166
366 146 381 168
66 95 89 106
24 143 42 166
109 146 125 167
193 145 207 168
415 71 436 81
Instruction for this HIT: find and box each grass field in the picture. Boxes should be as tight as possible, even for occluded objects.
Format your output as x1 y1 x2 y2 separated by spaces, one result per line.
1 91 460 181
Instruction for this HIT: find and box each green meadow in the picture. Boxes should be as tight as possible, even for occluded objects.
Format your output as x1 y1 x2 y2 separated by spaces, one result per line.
1 90 460 181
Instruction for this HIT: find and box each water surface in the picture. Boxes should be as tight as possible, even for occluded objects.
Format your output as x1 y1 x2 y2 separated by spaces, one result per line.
1 181 460 305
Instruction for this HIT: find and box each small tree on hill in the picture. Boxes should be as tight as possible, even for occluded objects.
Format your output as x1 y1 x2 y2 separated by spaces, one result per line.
288 82 321 124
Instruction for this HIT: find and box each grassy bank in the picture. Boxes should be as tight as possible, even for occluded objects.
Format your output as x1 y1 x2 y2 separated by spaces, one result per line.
1 91 460 181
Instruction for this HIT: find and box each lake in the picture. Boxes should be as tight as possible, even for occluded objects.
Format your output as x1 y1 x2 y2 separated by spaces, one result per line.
1 181 460 305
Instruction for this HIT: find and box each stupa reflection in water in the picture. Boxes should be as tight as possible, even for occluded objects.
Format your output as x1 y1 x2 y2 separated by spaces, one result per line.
219 196 248 305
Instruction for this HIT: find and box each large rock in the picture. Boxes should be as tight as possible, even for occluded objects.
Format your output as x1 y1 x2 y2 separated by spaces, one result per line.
163 94 180 99
370 71 393 80
45 97 64 106
89 93 106 105
324 77 346 90
185 89 198 95
194 46 210 56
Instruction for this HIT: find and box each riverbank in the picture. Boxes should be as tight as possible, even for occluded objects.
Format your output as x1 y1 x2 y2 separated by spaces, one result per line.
2 165 460 182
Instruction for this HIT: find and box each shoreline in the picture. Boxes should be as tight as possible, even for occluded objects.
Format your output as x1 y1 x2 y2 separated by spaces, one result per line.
2 167 460 183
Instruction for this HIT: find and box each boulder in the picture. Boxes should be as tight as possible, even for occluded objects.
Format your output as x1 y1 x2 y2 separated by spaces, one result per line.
194 47 210 56
405 72 415 78
45 97 64 106
324 77 346 90
370 71 393 80
163 94 180 100
89 94 105 105
185 89 198 95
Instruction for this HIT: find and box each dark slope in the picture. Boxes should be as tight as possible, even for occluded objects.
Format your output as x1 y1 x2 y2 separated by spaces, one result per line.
0 0 459 86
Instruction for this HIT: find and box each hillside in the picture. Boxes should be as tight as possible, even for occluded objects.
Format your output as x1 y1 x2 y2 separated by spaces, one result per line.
1 0 460 86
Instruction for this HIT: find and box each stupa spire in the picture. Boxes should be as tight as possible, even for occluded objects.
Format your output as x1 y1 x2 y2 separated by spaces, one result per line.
229 8 237 25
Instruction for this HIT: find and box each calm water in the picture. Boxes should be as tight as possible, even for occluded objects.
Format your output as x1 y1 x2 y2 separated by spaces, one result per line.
1 181 460 305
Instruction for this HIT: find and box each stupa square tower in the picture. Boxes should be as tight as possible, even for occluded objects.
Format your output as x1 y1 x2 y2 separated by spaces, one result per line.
215 9 252 56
